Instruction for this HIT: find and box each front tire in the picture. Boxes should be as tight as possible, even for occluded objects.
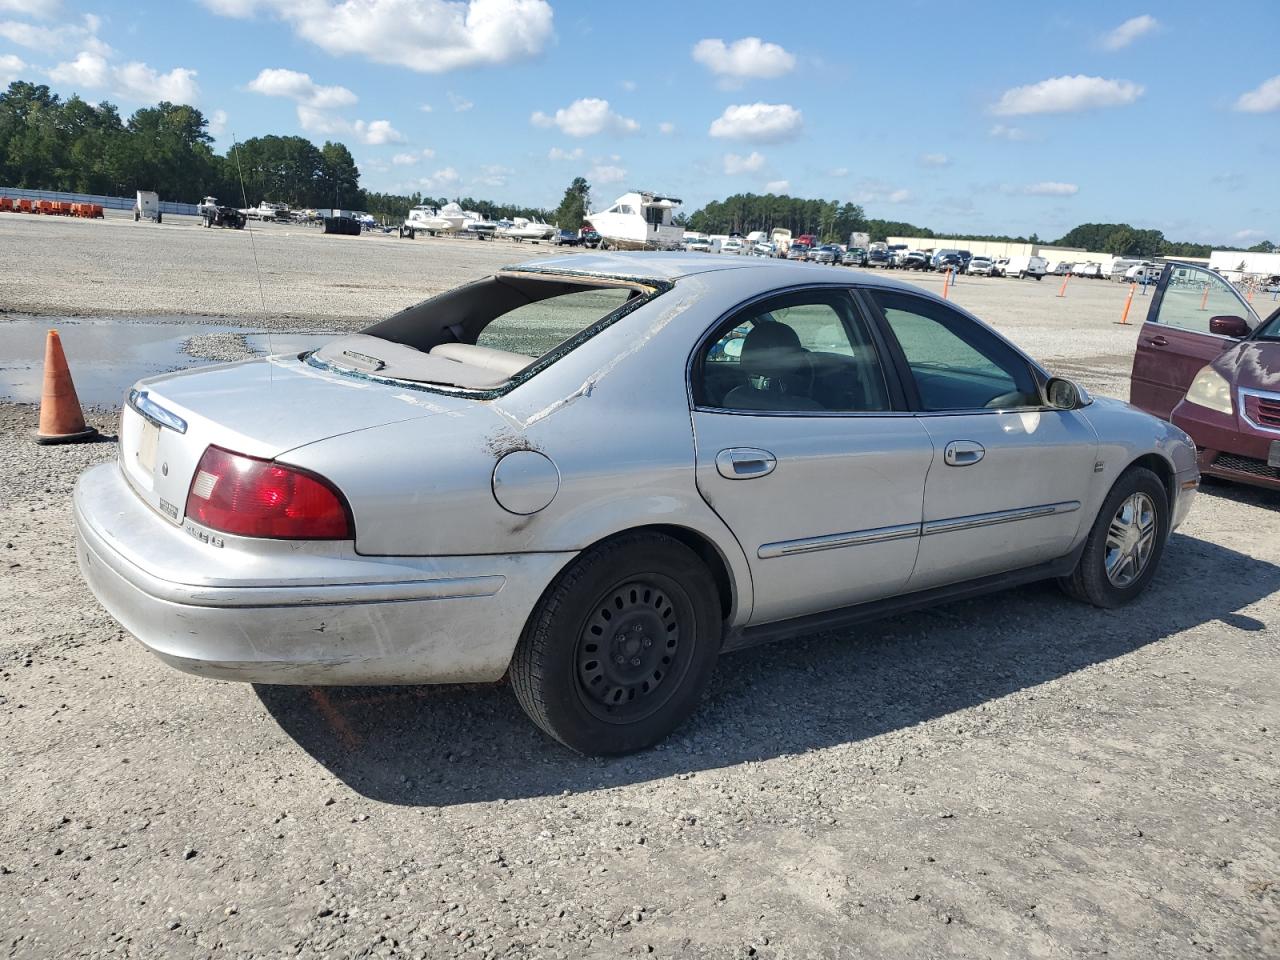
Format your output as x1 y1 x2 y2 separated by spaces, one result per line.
510 532 722 755
1059 467 1169 608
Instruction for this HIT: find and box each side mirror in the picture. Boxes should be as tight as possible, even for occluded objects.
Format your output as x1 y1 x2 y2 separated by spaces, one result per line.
1209 315 1250 338
1045 377 1091 410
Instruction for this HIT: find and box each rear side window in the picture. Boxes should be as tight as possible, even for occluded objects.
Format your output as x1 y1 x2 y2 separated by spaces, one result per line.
694 290 891 413
870 291 1039 411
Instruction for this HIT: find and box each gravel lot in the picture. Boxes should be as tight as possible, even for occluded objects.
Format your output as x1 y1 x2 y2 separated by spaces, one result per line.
1 212 1278 959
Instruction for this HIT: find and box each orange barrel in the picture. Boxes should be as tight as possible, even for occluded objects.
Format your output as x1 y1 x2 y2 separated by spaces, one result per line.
0 198 12 212
18 198 32 213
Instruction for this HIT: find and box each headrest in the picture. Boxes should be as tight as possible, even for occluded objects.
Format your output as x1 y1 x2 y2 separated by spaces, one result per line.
739 322 808 378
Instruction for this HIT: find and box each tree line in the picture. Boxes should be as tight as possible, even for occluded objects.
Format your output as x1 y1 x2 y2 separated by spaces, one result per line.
2 81 1271 253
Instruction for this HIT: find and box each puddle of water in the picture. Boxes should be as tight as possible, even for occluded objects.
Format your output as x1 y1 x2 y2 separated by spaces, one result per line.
0 318 336 406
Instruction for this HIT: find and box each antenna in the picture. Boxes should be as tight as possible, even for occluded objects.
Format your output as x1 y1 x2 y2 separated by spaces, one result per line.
231 132 272 359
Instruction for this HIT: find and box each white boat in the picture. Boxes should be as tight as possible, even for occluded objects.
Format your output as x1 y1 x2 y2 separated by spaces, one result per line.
464 213 499 239
584 191 683 251
401 202 468 237
499 217 556 242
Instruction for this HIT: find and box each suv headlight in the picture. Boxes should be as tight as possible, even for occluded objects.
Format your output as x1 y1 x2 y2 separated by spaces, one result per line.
1184 365 1233 415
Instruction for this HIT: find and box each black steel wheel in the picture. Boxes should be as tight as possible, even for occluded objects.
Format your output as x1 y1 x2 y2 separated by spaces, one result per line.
510 532 721 755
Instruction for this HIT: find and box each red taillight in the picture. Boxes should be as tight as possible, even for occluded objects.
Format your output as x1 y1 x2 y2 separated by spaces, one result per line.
185 446 352 540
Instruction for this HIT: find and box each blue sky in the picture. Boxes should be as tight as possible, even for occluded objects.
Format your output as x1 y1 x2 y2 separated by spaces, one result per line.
2 0 1276 244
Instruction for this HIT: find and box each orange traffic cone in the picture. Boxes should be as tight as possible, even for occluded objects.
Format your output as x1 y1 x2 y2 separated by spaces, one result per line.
35 330 98 444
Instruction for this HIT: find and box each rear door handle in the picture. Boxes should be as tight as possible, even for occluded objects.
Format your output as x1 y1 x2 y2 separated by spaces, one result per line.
1145 335 1169 346
716 447 777 479
943 440 985 467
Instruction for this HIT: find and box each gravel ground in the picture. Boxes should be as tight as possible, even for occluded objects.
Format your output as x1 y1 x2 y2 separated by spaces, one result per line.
1 213 1278 959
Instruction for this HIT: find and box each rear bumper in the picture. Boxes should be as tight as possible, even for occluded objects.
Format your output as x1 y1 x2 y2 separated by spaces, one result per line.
73 462 573 684
1171 401 1280 491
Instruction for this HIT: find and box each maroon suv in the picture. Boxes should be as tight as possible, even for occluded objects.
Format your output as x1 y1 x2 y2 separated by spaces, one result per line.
1130 262 1280 491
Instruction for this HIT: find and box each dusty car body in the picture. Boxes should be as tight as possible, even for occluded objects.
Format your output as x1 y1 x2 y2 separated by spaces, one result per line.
75 253 1199 754
1130 261 1280 490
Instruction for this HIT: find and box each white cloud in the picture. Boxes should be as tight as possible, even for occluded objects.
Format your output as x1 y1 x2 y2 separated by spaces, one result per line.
1234 76 1280 113
419 103 433 112
853 181 912 204
1233 228 1266 241
48 49 107 87
0 0 60 16
419 167 460 191
246 67 356 107
531 97 638 137
295 105 403 144
48 50 199 103
1101 14 1157 50
1003 181 1079 196
114 61 199 103
723 150 765 175
764 179 789 193
548 146 583 160
201 0 554 74
0 52 24 84
828 166 848 177
474 163 510 187
421 147 436 158
352 118 404 144
991 75 1143 115
590 164 625 185
0 13 109 55
708 102 802 142
920 152 950 167
658 121 674 135
448 91 473 112
692 37 795 85
208 108 228 136
392 152 418 165
988 123 1029 141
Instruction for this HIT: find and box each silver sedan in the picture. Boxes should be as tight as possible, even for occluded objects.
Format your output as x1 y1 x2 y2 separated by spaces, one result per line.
74 253 1199 754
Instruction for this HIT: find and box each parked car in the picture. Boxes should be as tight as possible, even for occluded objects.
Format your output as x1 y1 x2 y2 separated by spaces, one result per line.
579 230 602 249
968 256 996 277
74 253 1198 755
1072 262 1105 279
552 230 581 247
721 237 745 255
902 251 931 271
1051 261 1073 276
842 246 868 267
1004 255 1049 280
808 244 841 264
1130 262 1278 491
786 243 811 261
887 244 910 268
931 250 964 273
866 246 893 268
956 251 973 271
684 236 712 253
751 241 777 258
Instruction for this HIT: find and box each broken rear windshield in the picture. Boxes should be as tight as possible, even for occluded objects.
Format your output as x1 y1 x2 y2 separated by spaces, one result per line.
305 272 662 395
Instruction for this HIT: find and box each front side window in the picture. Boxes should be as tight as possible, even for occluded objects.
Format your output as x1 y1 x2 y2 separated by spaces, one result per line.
695 291 891 413
1155 265 1253 335
870 291 1039 411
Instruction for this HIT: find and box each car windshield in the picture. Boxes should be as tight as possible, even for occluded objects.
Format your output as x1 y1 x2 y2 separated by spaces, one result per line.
1255 309 1280 341
307 273 652 393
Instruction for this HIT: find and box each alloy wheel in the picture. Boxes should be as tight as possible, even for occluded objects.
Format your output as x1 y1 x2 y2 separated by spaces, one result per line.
1104 492 1158 587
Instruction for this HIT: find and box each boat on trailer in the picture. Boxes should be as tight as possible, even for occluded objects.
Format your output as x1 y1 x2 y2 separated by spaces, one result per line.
583 191 683 251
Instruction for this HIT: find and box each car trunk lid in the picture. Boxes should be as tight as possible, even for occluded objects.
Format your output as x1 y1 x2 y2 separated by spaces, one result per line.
119 353 465 527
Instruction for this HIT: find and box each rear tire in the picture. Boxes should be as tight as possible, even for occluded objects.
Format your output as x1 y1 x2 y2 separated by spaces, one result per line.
510 532 722 755
1059 467 1169 608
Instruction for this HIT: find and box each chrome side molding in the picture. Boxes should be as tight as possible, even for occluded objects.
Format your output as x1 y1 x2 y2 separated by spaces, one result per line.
758 522 921 559
922 501 1080 536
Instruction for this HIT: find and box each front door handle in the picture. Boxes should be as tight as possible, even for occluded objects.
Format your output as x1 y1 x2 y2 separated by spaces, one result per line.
943 440 985 467
716 447 777 479
1145 335 1169 346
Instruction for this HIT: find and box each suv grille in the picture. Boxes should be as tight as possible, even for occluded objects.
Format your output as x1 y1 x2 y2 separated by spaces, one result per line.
1210 452 1278 479
1250 394 1280 429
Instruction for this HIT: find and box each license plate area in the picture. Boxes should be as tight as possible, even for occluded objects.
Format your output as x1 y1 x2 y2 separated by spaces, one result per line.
1268 441 1280 469
137 419 161 474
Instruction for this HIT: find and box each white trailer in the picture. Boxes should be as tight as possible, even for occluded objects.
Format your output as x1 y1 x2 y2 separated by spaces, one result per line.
1004 254 1049 280
134 190 161 223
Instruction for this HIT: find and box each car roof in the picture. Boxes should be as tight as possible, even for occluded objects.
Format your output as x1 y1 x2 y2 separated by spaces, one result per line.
506 251 921 291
